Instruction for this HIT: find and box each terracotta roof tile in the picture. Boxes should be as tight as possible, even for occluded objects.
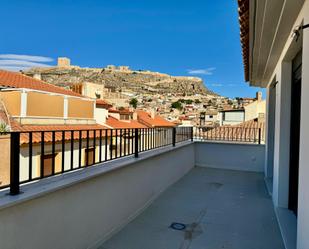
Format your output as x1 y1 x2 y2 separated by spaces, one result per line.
136 110 175 128
96 99 112 108
108 108 120 113
11 123 109 144
106 116 146 129
238 0 249 81
201 119 265 143
108 108 133 114
118 108 133 115
0 70 82 97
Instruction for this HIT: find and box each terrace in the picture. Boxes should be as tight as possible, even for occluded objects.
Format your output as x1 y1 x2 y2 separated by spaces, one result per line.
100 167 283 249
0 126 283 249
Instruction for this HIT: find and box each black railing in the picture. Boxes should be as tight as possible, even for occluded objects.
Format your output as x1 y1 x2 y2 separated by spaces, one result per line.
194 126 264 144
0 127 193 195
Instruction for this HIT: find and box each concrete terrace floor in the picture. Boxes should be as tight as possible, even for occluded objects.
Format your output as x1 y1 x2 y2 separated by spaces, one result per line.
99 167 284 249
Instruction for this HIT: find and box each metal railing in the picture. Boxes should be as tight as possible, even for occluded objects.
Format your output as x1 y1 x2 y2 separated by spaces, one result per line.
1 127 193 195
194 126 264 144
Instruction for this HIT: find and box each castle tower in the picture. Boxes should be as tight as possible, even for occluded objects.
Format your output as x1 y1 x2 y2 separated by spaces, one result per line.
57 57 71 67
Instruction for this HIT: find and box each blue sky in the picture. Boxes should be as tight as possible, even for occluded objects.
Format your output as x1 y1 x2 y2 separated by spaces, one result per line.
0 0 264 98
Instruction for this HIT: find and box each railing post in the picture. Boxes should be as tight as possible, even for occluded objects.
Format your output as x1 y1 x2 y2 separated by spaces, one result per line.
172 127 176 147
191 127 194 141
258 128 261 144
134 128 139 158
10 132 20 195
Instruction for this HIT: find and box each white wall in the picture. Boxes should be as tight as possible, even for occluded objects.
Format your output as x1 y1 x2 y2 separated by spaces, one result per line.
220 111 245 126
244 100 266 121
205 114 218 122
271 61 292 209
94 107 108 124
224 111 245 122
297 2 309 248
0 143 195 249
195 141 265 172
265 82 276 179
260 1 309 248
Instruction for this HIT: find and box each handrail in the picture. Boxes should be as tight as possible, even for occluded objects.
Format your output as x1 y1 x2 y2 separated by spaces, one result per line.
0 127 193 195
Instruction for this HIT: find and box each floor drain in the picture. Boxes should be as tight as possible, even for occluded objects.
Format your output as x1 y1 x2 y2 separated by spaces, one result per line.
170 222 186 230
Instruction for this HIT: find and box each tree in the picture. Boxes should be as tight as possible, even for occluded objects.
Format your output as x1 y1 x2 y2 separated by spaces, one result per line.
171 101 183 110
194 99 201 104
129 98 138 108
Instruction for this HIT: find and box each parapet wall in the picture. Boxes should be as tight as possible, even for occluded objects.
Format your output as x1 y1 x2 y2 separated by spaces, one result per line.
195 141 265 172
0 143 195 249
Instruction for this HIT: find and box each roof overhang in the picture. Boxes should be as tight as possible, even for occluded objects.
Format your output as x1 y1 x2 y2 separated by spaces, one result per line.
238 0 305 87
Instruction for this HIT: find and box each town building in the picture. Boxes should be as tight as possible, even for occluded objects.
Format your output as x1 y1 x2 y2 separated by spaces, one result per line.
218 92 266 126
3 1 308 247
238 0 309 248
204 110 219 123
0 70 109 186
219 108 245 126
136 110 176 128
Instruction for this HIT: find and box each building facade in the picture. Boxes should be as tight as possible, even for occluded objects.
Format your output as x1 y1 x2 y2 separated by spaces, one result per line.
238 0 309 248
0 70 109 186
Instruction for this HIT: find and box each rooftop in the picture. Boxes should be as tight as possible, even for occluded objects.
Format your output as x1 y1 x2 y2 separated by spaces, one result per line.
100 167 284 249
0 70 82 97
238 0 249 81
96 99 113 109
105 116 146 129
11 123 108 144
137 110 175 128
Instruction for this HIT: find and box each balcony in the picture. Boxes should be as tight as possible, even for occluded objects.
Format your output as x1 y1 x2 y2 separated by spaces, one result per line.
0 127 283 249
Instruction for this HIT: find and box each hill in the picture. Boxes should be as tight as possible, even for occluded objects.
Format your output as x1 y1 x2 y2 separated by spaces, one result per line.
24 65 216 96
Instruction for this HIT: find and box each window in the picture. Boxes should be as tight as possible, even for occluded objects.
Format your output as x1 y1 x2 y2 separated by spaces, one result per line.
209 115 213 118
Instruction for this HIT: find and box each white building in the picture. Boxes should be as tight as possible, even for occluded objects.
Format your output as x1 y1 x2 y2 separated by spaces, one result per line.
239 0 309 248
219 92 266 126
219 109 245 126
205 110 219 123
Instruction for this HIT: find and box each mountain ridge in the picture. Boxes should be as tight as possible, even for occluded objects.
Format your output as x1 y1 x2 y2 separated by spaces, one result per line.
24 65 217 97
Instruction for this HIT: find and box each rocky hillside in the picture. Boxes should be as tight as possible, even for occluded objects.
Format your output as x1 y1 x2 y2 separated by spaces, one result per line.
24 67 215 96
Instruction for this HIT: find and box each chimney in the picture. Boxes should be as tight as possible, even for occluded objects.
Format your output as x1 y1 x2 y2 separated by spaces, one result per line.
256 91 262 102
33 73 41 80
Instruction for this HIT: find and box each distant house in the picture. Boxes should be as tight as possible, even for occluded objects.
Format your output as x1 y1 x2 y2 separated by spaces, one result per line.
94 99 113 125
105 115 146 129
219 108 245 126
136 110 175 128
205 110 219 123
0 70 110 186
108 108 134 121
219 92 266 126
